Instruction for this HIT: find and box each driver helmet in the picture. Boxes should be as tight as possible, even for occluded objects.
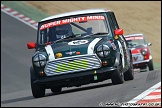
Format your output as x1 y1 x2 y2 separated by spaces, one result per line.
55 24 72 39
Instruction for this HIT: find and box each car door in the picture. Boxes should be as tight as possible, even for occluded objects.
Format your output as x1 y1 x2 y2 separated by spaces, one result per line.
108 12 128 69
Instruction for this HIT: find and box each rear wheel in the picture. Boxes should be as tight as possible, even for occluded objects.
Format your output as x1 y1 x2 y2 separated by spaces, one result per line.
148 59 154 71
124 58 134 81
30 67 45 98
111 58 124 85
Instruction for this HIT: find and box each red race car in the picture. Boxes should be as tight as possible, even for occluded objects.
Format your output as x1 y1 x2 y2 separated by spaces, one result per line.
124 34 154 71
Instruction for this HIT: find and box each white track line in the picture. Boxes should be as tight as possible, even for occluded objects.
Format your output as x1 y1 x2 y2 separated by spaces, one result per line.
127 82 161 103
1 4 37 30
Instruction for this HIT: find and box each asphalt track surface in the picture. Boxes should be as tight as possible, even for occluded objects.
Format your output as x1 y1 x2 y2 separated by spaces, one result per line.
1 12 161 107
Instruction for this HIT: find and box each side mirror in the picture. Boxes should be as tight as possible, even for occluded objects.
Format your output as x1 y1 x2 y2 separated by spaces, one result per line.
147 42 152 46
114 28 124 35
27 42 36 49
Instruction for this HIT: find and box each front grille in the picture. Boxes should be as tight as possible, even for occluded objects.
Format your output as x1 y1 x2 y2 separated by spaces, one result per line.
44 54 101 76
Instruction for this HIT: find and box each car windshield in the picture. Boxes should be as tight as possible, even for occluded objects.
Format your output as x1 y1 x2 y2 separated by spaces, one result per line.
38 13 109 44
125 36 146 48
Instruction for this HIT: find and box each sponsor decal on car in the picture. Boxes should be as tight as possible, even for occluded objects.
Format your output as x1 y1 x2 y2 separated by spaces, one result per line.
40 15 105 30
111 43 116 50
68 40 89 45
125 36 143 40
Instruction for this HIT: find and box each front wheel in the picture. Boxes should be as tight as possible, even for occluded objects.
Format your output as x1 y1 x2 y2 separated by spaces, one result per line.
148 59 154 71
124 58 134 81
111 58 124 85
31 82 45 98
30 67 45 98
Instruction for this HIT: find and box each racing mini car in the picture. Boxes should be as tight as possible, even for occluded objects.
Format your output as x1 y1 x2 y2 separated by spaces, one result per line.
124 34 154 71
27 8 134 98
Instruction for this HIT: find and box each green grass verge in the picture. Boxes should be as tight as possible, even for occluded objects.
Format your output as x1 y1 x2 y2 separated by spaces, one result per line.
153 62 161 69
1 1 49 22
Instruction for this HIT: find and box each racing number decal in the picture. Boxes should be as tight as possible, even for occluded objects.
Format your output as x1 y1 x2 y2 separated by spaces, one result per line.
117 40 125 68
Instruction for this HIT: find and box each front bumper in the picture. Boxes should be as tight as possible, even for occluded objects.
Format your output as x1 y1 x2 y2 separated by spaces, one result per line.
33 66 116 88
133 59 149 65
133 59 151 69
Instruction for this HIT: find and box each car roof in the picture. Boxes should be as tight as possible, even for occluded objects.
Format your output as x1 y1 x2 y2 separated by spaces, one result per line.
40 8 112 22
124 33 144 38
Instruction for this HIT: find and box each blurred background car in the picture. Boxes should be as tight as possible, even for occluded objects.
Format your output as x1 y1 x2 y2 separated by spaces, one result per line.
124 33 154 72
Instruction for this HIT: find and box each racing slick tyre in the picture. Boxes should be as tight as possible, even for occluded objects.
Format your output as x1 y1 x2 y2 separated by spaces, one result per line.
31 82 45 98
124 58 134 81
148 59 154 71
30 67 45 98
111 58 124 85
51 87 62 93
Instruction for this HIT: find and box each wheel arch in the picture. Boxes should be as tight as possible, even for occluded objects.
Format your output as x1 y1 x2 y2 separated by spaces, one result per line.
30 66 37 81
114 52 122 67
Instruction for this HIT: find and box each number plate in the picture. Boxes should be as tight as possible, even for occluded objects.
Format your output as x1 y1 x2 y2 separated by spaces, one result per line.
132 54 144 62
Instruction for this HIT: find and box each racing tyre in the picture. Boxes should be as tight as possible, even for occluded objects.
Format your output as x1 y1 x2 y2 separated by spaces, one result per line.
51 87 62 93
124 58 134 81
30 67 45 98
148 59 154 71
111 58 124 85
31 82 45 98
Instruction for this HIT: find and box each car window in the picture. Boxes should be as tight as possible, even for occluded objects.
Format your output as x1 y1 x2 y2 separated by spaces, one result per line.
109 12 119 29
125 36 146 48
38 13 109 45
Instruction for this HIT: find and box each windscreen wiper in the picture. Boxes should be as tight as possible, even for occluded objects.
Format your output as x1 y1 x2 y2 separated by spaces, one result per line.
83 32 108 38
93 32 109 35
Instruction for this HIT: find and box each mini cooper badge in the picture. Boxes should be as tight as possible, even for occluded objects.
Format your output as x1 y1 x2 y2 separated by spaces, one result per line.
65 51 76 55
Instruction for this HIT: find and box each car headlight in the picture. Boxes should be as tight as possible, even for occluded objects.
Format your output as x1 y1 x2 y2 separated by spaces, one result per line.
97 45 110 57
33 54 47 67
141 48 148 55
